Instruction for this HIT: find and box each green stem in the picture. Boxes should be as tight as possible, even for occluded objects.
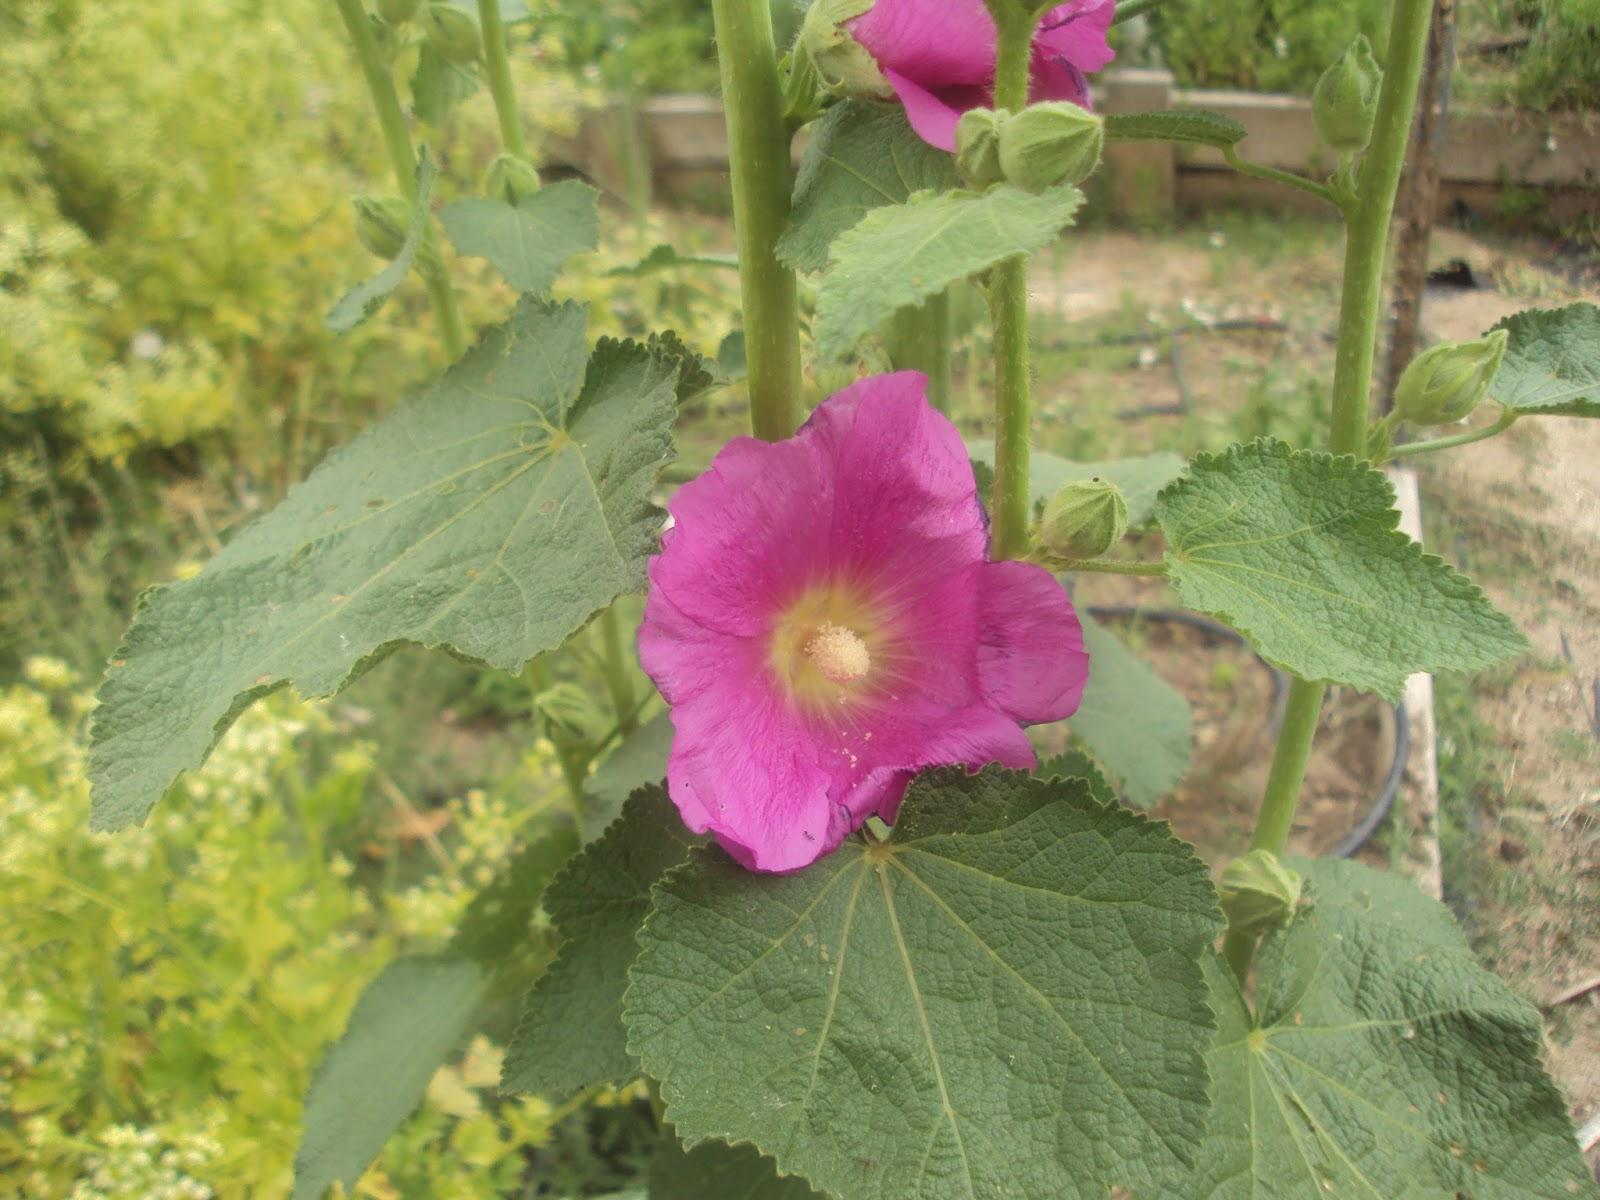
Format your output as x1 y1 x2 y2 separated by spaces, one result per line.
334 0 467 360
711 0 803 442
1228 0 1435 984
478 0 528 158
1045 557 1169 576
887 291 953 413
1388 409 1517 459
596 606 638 737
986 6 1041 560
1221 145 1337 208
1328 0 1436 460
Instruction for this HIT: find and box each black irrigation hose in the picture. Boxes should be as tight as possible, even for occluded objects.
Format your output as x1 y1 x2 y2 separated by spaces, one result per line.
1085 605 1409 859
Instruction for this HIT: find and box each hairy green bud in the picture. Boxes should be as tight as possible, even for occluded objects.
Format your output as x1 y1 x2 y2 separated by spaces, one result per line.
795 0 890 98
376 0 422 23
1037 477 1128 561
1219 849 1303 937
998 101 1104 193
955 108 1007 188
421 3 481 64
484 153 541 204
1393 329 1509 426
1313 36 1382 153
352 194 412 261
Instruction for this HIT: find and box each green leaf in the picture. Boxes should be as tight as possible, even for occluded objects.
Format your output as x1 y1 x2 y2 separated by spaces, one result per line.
965 442 1185 526
604 243 740 276
326 151 435 333
294 957 487 1200
642 331 715 406
440 180 599 295
410 43 478 126
812 184 1082 360
777 100 963 274
503 788 698 1098
293 829 574 1200
89 300 678 829
650 1134 824 1199
583 712 673 836
1156 439 1526 702
1488 301 1600 418
1105 110 1247 147
1160 859 1590 1199
1032 747 1117 805
626 767 1224 1200
1068 613 1192 807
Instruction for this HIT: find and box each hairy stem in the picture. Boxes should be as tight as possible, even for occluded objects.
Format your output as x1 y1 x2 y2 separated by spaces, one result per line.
1221 145 1337 207
1229 0 1436 983
333 0 467 359
711 0 804 442
597 605 639 738
478 0 528 158
986 6 1042 560
1389 409 1517 459
887 291 954 413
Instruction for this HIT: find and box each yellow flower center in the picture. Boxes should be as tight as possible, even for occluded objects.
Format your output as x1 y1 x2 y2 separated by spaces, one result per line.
804 622 871 685
768 582 889 709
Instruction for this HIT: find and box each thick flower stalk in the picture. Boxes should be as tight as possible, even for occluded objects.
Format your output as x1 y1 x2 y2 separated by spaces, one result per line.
639 374 1089 872
841 0 1116 151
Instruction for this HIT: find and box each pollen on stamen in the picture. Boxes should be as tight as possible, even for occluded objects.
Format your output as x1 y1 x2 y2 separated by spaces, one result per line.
804 622 871 685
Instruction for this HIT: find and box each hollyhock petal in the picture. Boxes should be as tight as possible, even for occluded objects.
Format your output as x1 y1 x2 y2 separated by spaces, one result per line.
1036 0 1117 73
881 69 967 153
849 0 997 87
973 560 1089 722
1030 52 1093 109
651 432 832 637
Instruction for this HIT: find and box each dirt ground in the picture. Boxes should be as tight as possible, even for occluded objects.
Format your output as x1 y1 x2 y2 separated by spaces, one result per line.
1024 218 1600 1162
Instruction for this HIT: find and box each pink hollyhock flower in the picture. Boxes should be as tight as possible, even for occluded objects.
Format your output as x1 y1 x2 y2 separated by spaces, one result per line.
848 0 1117 152
638 373 1089 873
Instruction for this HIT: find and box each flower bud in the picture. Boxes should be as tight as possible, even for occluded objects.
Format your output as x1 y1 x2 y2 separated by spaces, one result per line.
998 101 1104 193
795 0 891 98
1219 849 1303 937
1393 329 1509 426
955 108 1007 188
533 682 610 747
1313 36 1382 154
484 152 541 204
376 0 421 23
421 3 481 64
1037 477 1128 561
352 194 412 260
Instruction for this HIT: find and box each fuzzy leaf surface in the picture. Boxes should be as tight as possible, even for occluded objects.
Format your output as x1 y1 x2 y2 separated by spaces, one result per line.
1155 859 1591 1199
813 185 1082 360
626 767 1224 1200
1069 613 1192 807
777 100 963 274
965 442 1185 526
326 151 435 333
90 300 678 828
440 181 599 295
1105 110 1246 146
503 788 698 1098
1156 439 1525 701
1489 302 1600 418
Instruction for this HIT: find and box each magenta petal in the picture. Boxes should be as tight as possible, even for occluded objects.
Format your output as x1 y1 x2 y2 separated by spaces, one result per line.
882 69 967 152
849 0 997 87
973 560 1089 722
1036 0 1117 72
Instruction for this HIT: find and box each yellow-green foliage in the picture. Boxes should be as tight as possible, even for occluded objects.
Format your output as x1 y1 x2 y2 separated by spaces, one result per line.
0 0 384 472
0 662 618 1197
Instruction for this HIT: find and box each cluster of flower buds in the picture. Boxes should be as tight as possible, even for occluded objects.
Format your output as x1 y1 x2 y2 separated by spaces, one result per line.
352 195 412 260
1036 476 1128 561
956 103 1104 192
1393 329 1509 426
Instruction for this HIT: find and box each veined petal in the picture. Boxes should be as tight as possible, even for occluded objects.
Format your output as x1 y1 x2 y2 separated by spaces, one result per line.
974 560 1088 722
849 0 997 88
